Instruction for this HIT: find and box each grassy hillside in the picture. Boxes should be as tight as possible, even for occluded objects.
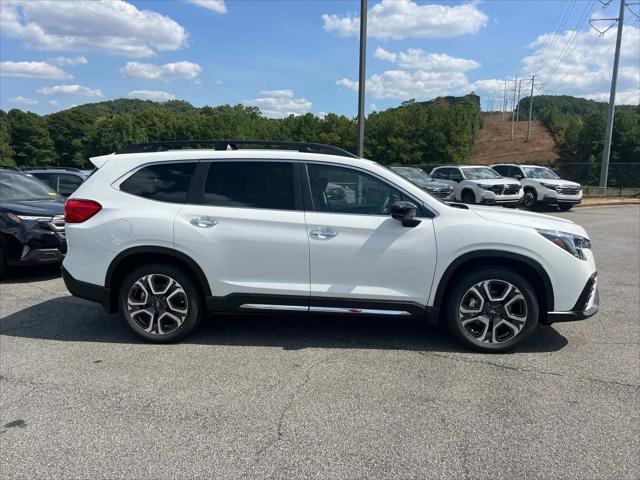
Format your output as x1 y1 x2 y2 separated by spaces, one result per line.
470 114 558 165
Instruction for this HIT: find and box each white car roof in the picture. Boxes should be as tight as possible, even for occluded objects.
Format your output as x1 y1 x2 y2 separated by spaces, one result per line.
90 149 372 169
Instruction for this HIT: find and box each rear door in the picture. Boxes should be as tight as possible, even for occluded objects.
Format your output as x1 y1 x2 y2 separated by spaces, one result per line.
174 160 310 304
302 162 437 308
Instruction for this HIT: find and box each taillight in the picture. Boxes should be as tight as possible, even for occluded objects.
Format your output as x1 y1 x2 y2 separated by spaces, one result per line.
65 199 102 223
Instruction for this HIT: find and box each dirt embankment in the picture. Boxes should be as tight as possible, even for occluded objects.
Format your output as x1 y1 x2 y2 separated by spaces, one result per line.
470 114 559 166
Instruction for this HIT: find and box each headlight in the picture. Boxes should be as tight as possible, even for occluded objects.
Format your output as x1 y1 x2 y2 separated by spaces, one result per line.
541 183 557 190
478 184 494 190
537 229 591 260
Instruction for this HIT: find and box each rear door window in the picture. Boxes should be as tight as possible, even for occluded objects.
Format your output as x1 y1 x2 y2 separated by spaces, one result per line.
120 162 197 203
202 161 296 210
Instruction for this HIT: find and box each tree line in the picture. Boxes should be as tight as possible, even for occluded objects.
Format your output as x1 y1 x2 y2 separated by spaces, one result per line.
0 94 481 168
518 95 640 186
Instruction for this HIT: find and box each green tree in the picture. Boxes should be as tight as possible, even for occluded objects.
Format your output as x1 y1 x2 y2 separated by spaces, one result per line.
7 109 55 167
0 110 14 166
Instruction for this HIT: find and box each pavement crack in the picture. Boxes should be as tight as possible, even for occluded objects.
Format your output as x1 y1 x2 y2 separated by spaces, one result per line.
238 354 337 479
416 351 639 389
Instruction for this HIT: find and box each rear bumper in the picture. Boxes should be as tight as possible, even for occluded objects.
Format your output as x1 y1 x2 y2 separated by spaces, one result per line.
62 265 113 313
7 248 64 266
546 272 599 323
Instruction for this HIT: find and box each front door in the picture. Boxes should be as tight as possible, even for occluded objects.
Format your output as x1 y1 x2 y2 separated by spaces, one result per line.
175 160 310 304
303 162 437 309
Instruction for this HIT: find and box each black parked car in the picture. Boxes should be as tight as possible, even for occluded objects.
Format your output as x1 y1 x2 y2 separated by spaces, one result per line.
390 166 455 201
23 167 89 197
0 168 67 278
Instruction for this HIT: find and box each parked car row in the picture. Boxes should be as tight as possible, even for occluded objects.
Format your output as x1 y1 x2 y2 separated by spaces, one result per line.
392 164 582 211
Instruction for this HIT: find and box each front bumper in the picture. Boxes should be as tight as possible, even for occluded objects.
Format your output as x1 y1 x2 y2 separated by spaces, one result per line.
479 190 524 206
7 247 64 266
61 265 114 313
546 272 599 323
540 189 583 205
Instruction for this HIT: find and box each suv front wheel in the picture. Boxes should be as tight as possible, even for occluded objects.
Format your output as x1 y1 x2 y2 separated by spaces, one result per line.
119 263 203 343
445 267 539 352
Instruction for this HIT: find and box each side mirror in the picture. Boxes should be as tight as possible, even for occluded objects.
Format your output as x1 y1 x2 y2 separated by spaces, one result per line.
514 174 523 180
390 201 421 227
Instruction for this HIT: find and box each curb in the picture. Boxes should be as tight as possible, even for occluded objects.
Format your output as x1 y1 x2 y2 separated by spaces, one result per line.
575 200 640 208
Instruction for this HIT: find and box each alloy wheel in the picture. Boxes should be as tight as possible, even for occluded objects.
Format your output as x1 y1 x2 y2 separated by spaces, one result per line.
524 191 535 207
127 274 189 335
458 279 528 344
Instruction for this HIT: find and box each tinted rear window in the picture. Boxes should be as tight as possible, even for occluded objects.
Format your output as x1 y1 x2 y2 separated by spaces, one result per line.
120 162 196 203
203 161 295 210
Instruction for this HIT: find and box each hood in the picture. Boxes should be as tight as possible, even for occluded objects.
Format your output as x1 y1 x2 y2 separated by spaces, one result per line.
468 178 520 186
528 178 580 188
0 198 65 216
469 205 587 236
415 179 453 190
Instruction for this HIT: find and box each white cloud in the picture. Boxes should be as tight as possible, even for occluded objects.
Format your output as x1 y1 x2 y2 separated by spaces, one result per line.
122 61 202 81
337 78 359 91
374 47 480 72
185 0 227 14
522 24 640 104
9 95 38 105
259 89 294 98
49 56 88 66
244 89 312 118
47 100 60 106
469 79 505 96
128 90 177 102
0 0 188 57
0 60 72 79
322 0 488 39
37 84 104 97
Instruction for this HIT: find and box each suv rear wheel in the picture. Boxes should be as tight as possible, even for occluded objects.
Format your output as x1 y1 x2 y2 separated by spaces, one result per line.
119 263 203 343
445 267 539 352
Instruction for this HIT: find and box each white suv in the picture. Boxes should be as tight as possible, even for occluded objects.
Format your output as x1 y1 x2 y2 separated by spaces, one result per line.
62 141 598 352
491 164 582 211
430 165 523 206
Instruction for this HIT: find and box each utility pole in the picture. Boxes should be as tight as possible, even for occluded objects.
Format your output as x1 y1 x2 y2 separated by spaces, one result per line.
527 75 535 142
510 75 517 140
599 0 625 189
502 80 507 122
356 0 367 158
515 80 522 122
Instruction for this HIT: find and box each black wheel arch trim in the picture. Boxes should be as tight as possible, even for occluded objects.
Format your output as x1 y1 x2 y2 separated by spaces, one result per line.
433 250 554 312
105 246 212 297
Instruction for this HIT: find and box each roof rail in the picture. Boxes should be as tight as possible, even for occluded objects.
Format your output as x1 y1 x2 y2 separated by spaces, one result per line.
115 140 358 158
23 166 82 172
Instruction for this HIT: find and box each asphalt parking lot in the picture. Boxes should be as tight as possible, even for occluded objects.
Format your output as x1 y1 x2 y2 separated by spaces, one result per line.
1 205 638 480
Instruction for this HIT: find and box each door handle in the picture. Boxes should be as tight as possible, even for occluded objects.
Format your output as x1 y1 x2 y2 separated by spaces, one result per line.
310 227 337 240
190 216 218 228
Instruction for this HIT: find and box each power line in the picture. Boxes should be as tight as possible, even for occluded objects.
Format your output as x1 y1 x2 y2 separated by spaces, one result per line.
543 0 597 86
535 0 578 76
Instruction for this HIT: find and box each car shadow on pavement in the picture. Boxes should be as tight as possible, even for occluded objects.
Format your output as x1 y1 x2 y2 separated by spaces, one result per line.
0 264 61 284
0 296 568 354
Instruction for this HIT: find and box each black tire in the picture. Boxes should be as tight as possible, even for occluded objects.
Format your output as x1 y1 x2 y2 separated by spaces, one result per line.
523 188 537 209
558 203 573 211
444 267 539 353
461 190 476 204
118 263 203 343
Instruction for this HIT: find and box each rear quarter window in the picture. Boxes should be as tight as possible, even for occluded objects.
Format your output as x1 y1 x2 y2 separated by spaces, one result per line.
120 162 197 203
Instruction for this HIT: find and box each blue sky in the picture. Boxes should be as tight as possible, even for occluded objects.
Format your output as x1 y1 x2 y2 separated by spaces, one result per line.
1 0 638 117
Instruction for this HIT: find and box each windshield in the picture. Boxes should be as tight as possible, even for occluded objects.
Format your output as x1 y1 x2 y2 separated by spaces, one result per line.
522 166 560 179
391 167 433 183
463 167 502 180
0 171 59 201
